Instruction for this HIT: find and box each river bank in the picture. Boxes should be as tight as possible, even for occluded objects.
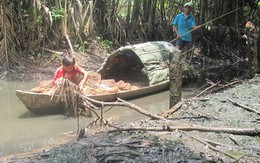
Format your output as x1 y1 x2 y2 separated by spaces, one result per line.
2 75 259 162
0 40 109 82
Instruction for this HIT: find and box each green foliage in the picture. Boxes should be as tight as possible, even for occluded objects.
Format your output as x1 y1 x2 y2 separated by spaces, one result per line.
36 9 43 23
0 1 20 72
96 36 114 49
102 39 114 49
205 21 213 31
51 8 64 21
74 41 89 53
1 0 260 74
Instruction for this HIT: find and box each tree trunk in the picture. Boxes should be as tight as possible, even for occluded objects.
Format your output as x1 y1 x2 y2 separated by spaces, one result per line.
126 0 131 25
160 0 165 24
258 36 260 71
246 23 259 77
131 0 141 23
93 0 108 36
223 0 236 26
199 0 206 25
169 48 182 108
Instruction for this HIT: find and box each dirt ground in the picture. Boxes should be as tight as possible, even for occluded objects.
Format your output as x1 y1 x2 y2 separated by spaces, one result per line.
1 75 260 162
2 40 109 82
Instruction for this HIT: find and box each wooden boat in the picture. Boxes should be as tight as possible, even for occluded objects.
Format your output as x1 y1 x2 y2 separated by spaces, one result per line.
16 41 180 114
15 80 169 114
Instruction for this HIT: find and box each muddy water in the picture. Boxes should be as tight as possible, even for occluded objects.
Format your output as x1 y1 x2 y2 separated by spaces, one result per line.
0 81 198 157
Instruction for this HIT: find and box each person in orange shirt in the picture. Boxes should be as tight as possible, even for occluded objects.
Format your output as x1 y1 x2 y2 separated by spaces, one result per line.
52 54 88 90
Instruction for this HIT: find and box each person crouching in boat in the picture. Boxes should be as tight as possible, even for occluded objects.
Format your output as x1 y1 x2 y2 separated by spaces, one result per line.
52 54 88 90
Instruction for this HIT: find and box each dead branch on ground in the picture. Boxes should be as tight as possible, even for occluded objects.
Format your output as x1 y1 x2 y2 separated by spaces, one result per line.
159 101 182 118
213 79 243 92
195 80 220 97
108 125 260 136
226 96 260 115
195 79 242 97
78 93 167 121
40 47 64 55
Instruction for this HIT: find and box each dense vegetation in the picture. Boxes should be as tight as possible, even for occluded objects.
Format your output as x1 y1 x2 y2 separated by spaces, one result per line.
0 0 259 75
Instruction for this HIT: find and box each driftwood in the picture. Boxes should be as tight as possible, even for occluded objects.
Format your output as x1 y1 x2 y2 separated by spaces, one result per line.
226 96 260 115
78 93 167 121
108 125 260 136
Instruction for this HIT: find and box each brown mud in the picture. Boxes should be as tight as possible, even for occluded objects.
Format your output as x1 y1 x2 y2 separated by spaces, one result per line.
1 75 260 162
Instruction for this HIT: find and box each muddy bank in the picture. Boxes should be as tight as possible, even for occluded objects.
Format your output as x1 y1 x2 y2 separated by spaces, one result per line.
0 41 108 82
2 76 259 162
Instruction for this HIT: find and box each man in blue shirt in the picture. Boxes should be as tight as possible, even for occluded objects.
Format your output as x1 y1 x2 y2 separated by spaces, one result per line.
173 2 199 59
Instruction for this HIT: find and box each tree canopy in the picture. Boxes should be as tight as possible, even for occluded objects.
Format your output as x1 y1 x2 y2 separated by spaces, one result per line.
0 0 259 74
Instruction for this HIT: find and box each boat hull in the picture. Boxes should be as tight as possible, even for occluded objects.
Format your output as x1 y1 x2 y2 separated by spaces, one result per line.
16 81 169 114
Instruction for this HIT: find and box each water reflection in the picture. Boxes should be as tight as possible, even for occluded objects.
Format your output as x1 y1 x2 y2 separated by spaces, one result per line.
0 81 84 156
0 81 198 156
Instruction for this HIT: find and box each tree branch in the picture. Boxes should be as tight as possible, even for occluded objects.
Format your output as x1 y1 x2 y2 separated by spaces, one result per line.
78 93 167 120
159 101 182 118
108 125 260 136
226 96 260 115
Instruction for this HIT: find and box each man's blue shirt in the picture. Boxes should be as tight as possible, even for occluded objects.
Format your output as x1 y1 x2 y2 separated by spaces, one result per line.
173 13 196 42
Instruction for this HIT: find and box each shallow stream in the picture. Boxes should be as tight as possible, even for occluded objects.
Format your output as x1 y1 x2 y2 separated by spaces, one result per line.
0 80 199 157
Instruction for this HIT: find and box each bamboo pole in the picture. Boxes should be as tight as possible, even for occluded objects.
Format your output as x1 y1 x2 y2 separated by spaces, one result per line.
170 8 240 43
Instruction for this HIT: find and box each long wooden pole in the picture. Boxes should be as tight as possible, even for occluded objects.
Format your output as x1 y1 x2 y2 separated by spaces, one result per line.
108 125 260 136
170 8 240 43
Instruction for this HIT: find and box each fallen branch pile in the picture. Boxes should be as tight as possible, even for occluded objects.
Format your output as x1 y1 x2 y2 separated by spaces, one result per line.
78 93 167 121
194 78 242 97
76 88 260 138
54 77 259 162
